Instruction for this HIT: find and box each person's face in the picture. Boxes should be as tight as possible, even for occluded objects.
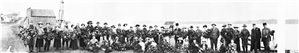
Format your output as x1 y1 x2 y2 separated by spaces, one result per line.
253 25 256 28
263 25 267 27
212 25 216 27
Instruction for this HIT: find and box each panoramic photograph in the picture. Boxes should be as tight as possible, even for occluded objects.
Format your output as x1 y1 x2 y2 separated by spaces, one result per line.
1 0 298 53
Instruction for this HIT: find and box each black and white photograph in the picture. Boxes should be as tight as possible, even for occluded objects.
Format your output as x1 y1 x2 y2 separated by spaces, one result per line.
1 0 298 53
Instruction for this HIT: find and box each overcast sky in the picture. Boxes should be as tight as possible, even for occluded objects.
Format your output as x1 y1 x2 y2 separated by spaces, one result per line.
1 0 298 24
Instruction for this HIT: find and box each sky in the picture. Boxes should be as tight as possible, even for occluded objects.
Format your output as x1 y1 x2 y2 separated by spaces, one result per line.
1 0 298 25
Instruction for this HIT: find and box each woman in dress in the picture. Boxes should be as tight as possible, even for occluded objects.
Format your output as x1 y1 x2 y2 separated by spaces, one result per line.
70 26 80 50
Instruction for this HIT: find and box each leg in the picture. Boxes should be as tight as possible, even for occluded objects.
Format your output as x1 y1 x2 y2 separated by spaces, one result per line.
210 38 214 50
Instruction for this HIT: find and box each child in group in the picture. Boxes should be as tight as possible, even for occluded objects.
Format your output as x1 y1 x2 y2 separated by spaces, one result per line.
227 40 237 53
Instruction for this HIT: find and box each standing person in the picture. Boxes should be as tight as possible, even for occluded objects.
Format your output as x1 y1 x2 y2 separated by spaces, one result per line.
250 23 261 52
240 24 250 53
142 25 148 41
210 24 220 51
70 25 80 50
123 23 128 43
36 22 44 52
188 26 196 46
153 25 160 44
62 24 71 50
202 25 210 49
27 23 37 52
94 22 102 41
233 26 241 52
134 24 142 39
195 26 203 45
174 23 181 44
43 23 53 51
220 25 228 46
103 22 109 41
79 24 87 49
53 25 63 50
225 24 234 46
262 23 271 53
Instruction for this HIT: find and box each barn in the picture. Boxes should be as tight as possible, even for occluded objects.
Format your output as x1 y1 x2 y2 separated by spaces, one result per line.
25 7 57 26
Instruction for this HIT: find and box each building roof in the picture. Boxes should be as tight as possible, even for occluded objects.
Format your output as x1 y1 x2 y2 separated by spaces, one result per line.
31 9 56 17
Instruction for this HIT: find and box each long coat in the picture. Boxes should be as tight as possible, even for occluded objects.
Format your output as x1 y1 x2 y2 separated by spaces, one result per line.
251 27 261 50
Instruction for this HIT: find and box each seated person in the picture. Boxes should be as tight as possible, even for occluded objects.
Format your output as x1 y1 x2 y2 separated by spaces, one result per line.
219 38 227 53
227 40 237 53
199 40 208 52
88 36 99 50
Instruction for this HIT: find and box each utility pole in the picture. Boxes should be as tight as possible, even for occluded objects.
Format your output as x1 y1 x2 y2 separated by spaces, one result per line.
58 0 64 24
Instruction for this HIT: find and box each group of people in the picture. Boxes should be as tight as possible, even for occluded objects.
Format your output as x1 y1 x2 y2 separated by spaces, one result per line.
17 21 275 53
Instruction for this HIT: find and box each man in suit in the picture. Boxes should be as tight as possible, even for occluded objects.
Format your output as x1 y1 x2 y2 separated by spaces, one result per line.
210 24 220 51
233 26 241 51
240 24 250 53
225 24 234 46
262 23 271 53
250 23 261 52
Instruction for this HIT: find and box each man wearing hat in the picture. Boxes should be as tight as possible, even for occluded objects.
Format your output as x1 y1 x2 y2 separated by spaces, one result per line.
221 24 229 46
102 22 109 41
233 26 241 51
240 24 250 53
135 24 142 40
225 24 234 46
210 24 220 51
261 23 271 52
250 23 261 52
174 23 181 44
152 25 160 44
86 21 94 39
195 26 203 45
142 25 148 40
94 22 102 41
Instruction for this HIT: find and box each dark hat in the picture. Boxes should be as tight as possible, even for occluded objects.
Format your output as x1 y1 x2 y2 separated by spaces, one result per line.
190 26 193 28
111 25 115 28
233 26 239 28
242 24 247 27
263 23 267 26
175 23 179 26
211 23 216 26
123 23 128 26
222 25 226 27
135 24 140 27
96 22 100 24
160 26 164 29
149 26 153 28
46 23 50 25
81 24 85 26
143 25 146 27
228 24 232 26
71 24 74 27
118 23 122 26
203 25 207 28
104 22 108 25
252 23 256 26
87 21 93 24
130 26 133 28
154 25 158 27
